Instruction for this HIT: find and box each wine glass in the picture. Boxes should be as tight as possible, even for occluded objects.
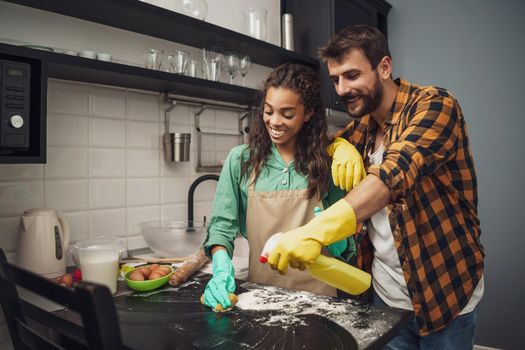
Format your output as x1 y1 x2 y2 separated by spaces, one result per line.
239 55 251 86
225 53 239 84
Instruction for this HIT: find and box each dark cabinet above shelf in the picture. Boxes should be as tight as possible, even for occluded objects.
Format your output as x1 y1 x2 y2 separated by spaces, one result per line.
3 0 319 69
0 43 259 105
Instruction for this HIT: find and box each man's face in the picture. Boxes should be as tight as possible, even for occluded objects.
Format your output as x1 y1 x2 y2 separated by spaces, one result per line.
327 49 383 119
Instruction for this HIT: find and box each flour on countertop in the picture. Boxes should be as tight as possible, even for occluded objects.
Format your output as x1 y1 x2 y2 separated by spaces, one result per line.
236 282 399 349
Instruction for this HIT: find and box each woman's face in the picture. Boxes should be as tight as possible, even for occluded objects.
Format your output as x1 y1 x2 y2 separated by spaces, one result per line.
263 87 311 152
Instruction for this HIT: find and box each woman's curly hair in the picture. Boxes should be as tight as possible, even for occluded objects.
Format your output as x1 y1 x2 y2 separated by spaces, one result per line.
241 63 330 199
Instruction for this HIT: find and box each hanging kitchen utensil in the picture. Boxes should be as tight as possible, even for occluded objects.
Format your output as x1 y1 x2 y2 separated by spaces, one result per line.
195 105 244 172
163 98 191 162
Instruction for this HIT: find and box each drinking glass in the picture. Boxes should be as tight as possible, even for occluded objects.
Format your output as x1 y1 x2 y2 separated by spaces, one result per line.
239 55 251 86
204 58 222 81
168 50 189 74
144 48 163 70
225 53 239 84
174 0 208 20
244 8 267 40
187 59 200 78
202 47 223 81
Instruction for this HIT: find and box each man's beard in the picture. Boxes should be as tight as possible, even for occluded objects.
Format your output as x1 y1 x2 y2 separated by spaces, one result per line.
340 73 383 119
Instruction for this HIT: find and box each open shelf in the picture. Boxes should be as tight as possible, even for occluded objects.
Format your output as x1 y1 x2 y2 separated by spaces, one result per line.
3 0 319 69
0 43 259 105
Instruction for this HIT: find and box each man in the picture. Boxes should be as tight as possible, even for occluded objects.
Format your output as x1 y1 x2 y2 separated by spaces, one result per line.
268 25 484 349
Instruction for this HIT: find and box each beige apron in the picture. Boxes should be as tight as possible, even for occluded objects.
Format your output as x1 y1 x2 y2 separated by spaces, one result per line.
246 174 337 297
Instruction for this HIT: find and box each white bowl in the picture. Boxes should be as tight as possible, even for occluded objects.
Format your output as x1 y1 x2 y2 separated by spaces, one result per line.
97 53 112 62
79 50 97 59
139 220 206 258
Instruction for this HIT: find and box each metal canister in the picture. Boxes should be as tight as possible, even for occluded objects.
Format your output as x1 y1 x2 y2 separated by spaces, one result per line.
164 132 191 162
281 13 294 51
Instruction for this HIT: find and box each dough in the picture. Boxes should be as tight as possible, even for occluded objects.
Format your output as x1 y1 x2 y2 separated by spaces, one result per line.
200 293 238 312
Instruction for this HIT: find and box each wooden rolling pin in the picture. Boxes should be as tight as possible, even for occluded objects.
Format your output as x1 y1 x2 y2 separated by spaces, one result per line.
169 249 210 286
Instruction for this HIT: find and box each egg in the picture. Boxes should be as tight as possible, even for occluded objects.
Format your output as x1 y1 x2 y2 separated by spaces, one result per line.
149 264 160 271
157 265 171 274
129 269 145 281
148 271 163 280
138 266 152 279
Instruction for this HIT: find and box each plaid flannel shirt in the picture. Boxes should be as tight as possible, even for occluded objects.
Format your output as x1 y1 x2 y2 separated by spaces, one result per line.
334 78 484 335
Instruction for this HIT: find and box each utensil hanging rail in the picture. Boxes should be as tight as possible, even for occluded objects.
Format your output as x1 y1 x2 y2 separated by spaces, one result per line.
165 93 250 114
164 93 252 171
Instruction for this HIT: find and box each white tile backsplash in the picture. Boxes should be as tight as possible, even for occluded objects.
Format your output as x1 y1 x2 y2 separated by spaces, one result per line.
90 179 126 209
127 90 160 122
161 203 188 221
90 85 126 119
0 80 238 255
47 80 89 115
161 176 190 204
89 209 126 238
0 182 44 217
90 148 126 178
45 147 89 179
45 180 89 211
161 157 191 177
63 211 90 242
0 164 43 181
90 118 126 147
127 121 160 149
0 217 21 252
126 206 161 236
126 178 160 207
47 114 89 146
126 149 159 177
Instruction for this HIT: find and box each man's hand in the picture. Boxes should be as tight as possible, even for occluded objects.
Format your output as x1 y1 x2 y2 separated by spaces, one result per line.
314 206 348 259
267 228 323 274
267 199 358 274
327 137 366 192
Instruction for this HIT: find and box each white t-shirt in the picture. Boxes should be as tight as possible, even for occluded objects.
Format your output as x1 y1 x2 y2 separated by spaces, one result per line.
368 142 484 314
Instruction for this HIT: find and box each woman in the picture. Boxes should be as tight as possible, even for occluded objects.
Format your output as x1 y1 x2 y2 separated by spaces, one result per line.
201 63 355 311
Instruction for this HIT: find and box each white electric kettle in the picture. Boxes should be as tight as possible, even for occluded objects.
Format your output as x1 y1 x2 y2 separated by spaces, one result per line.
16 208 70 278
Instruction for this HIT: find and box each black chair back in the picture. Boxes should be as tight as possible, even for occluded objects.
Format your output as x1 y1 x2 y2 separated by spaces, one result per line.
0 248 123 350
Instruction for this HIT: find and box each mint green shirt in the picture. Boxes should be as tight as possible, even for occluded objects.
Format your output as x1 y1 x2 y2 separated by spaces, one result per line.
202 144 355 262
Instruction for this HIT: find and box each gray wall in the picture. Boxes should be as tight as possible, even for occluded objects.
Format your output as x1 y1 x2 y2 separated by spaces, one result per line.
388 1 525 349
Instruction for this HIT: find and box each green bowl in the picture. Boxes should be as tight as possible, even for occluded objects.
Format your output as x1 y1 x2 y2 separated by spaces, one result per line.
125 266 174 292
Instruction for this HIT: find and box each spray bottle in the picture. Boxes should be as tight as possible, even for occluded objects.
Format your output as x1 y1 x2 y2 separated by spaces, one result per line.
259 208 371 295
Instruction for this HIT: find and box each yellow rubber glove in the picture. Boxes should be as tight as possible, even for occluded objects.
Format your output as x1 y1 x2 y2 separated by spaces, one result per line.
327 137 366 192
267 199 357 274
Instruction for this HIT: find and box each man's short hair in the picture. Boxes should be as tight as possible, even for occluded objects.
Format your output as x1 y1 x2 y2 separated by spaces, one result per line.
318 25 391 68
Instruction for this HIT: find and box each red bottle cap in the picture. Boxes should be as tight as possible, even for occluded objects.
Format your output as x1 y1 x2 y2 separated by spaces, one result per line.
73 268 82 282
259 255 268 263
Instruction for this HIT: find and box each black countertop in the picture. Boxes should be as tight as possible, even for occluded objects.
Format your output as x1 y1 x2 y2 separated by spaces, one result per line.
54 273 412 350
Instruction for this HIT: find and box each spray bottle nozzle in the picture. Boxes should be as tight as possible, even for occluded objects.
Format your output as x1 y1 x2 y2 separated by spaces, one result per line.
259 232 283 264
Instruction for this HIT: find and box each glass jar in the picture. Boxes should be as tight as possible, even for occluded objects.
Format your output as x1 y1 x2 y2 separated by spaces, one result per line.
174 0 208 20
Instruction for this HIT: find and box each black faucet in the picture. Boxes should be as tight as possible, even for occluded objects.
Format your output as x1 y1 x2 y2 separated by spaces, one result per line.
188 174 219 227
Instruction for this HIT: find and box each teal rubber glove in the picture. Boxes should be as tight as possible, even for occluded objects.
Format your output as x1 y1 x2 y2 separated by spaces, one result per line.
314 207 348 258
203 249 236 310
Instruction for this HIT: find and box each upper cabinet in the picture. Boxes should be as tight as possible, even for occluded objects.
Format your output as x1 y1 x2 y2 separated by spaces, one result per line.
0 0 319 163
287 0 391 112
